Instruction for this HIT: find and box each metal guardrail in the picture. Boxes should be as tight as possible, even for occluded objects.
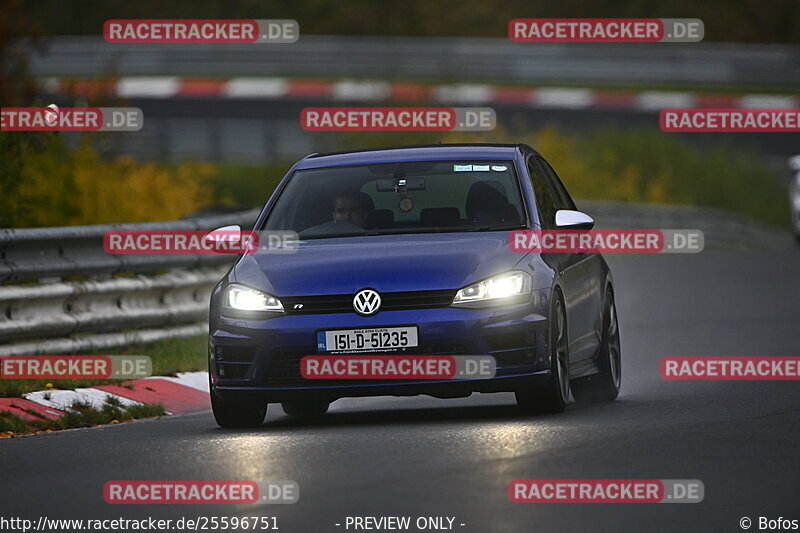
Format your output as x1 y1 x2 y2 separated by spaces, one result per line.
23 36 800 88
0 209 260 283
0 209 260 355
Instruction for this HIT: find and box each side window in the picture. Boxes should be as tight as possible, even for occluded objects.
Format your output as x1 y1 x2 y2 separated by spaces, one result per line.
527 157 558 229
537 157 576 211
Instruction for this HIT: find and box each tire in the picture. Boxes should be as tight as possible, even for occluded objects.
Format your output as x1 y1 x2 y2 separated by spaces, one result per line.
571 288 621 404
211 390 267 428
515 293 569 414
282 399 330 418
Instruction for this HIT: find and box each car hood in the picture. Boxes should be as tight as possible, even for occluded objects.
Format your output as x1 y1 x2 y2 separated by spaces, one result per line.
232 232 525 296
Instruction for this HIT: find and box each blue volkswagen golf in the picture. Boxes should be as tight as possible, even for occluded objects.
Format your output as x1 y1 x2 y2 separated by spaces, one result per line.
207 144 621 427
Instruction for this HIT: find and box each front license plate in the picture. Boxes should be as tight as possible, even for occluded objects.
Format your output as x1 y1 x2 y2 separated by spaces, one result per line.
317 326 418 353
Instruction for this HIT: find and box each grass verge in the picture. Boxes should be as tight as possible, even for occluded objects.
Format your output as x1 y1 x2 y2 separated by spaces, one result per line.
0 396 166 438
0 335 207 398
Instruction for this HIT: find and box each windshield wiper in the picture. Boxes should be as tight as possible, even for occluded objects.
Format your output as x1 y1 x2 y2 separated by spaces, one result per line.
300 225 528 239
468 224 529 232
299 232 366 240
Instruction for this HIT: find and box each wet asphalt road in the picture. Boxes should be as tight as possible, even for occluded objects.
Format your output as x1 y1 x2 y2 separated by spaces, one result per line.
2 249 799 532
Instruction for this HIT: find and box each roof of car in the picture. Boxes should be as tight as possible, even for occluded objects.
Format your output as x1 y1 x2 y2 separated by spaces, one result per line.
294 143 531 170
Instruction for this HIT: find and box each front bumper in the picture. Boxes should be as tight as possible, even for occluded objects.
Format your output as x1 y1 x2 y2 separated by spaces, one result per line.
209 297 551 402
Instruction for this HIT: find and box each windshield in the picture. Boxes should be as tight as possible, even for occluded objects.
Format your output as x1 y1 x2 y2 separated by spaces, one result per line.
263 160 527 239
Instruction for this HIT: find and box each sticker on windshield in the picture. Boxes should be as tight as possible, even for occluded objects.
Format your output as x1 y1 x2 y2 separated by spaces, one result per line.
454 165 472 172
492 165 508 171
399 197 414 212
473 165 490 171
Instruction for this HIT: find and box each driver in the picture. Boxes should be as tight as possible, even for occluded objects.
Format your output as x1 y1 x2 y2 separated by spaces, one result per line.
300 192 374 237
333 194 368 228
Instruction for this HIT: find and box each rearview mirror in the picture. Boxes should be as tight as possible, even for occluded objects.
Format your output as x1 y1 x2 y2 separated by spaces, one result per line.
555 210 594 230
376 178 426 192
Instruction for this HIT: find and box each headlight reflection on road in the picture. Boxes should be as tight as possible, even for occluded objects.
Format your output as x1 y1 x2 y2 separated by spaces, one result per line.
455 422 561 461
205 434 304 479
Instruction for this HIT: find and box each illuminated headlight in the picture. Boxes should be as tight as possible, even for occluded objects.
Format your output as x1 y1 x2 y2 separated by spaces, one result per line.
452 271 532 307
224 284 284 314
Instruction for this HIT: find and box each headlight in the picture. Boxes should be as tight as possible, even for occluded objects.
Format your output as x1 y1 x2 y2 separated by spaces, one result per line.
452 271 532 307
223 284 284 314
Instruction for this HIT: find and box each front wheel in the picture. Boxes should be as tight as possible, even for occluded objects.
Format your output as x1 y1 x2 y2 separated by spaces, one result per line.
515 294 569 414
211 391 268 428
571 289 621 403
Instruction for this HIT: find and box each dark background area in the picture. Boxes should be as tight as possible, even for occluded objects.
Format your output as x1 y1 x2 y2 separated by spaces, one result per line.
13 0 800 43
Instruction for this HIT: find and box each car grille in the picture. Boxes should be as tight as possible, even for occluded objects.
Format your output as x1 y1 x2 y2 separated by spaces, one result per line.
281 289 456 314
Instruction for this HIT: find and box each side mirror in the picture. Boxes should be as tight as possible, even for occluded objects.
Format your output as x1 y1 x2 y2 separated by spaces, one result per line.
555 209 594 230
203 224 243 253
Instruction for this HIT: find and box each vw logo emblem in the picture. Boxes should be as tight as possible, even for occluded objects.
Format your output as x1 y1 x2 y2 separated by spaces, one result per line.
353 289 381 316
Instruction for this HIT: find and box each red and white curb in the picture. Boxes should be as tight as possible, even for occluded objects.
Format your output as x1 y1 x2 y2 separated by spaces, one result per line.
42 77 799 111
0 371 210 422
